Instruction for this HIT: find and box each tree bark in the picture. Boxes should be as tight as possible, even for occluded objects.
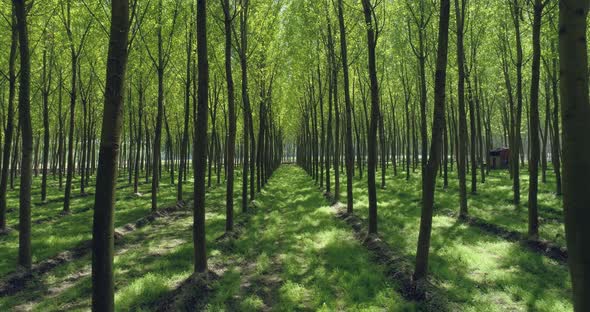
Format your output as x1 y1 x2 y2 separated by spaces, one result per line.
414 0 450 281
194 0 209 274
14 0 33 270
41 45 53 203
361 0 381 235
91 1 129 310
527 0 542 240
558 1 590 310
454 0 468 217
151 0 165 212
510 0 524 205
0 7 17 232
222 0 236 232
178 22 192 202
240 0 252 212
337 0 354 213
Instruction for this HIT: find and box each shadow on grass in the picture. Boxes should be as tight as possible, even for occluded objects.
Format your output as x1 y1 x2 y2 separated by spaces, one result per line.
333 165 572 311
204 165 415 311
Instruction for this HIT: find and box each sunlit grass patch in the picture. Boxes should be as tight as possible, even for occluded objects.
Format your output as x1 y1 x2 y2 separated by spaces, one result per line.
340 165 572 311
115 273 170 310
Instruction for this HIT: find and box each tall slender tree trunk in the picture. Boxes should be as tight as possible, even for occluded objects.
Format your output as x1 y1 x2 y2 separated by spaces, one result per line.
558 1 590 310
466 74 477 193
0 8 17 232
91 0 129 310
178 25 192 202
152 0 165 212
326 18 335 197
240 0 251 212
337 0 354 213
14 0 32 270
527 0 543 240
194 0 209 274
511 0 524 206
455 0 468 218
549 41 561 196
134 80 143 194
63 0 79 213
414 0 450 280
361 0 381 235
64 65 77 211
41 46 53 203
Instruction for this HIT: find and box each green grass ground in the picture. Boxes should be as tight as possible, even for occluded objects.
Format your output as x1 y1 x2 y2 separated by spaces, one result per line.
1 166 413 311
206 165 413 311
0 165 573 311
0 172 190 276
344 164 565 247
334 165 572 311
0 170 220 311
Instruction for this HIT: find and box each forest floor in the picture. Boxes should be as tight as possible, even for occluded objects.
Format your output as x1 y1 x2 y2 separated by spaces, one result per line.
338 165 572 311
0 165 573 311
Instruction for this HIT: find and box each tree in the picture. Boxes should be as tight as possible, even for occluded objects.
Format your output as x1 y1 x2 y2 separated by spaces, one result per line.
14 0 33 271
336 0 354 213
91 0 130 310
238 0 255 212
0 6 17 233
406 0 432 182
527 0 547 240
61 0 92 213
178 9 193 202
414 0 450 281
361 0 381 234
548 40 561 196
194 0 208 274
134 75 145 195
509 0 524 206
454 0 468 218
558 0 590 310
141 0 180 212
40 36 54 203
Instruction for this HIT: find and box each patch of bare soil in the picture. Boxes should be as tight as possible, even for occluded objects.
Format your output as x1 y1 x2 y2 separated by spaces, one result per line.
0 199 191 297
252 257 283 311
459 215 567 264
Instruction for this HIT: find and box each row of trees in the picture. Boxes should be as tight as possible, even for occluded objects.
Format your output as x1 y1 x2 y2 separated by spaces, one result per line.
2 0 286 311
1 0 589 310
294 0 588 310
0 0 287 228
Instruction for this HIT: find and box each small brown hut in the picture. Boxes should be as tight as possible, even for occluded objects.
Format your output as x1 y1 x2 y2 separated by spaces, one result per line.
489 148 510 169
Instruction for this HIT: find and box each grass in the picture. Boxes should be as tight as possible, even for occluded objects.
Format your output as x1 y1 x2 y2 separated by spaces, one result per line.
0 171 191 276
0 164 573 311
206 165 414 311
0 171 226 311
331 164 572 311
0 166 414 311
